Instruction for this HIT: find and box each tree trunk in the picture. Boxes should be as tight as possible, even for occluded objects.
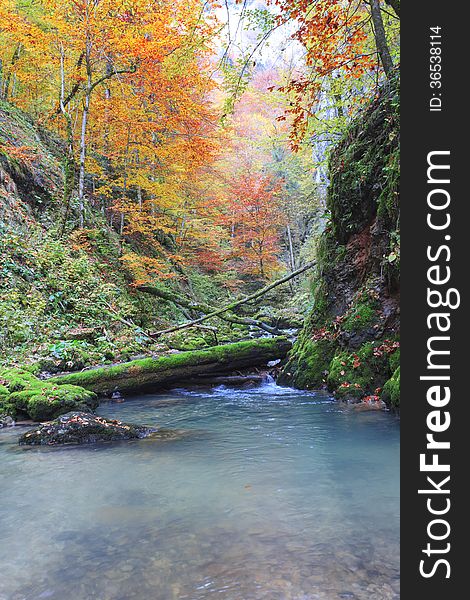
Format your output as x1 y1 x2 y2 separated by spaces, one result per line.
78 39 92 228
77 95 89 228
59 44 76 236
119 127 131 236
1 44 21 101
369 0 394 78
49 337 292 395
385 0 400 18
286 223 296 292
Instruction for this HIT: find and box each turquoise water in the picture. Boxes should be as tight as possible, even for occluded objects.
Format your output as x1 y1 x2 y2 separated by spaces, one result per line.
0 382 399 600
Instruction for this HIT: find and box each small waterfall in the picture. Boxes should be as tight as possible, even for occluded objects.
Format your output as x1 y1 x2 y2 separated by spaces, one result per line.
263 373 276 384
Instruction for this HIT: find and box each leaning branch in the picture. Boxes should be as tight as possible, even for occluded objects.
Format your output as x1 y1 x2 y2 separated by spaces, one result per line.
53 59 137 115
137 284 281 335
146 262 315 338
89 63 138 94
385 0 400 18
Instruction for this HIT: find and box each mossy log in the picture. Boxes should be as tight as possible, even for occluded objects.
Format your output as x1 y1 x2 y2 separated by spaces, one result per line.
49 337 292 395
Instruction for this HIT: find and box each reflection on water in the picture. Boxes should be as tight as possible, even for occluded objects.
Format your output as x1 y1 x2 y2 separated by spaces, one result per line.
0 382 399 600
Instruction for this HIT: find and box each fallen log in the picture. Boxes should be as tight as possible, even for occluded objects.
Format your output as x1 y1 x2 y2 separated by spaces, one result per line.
49 337 292 395
188 374 267 386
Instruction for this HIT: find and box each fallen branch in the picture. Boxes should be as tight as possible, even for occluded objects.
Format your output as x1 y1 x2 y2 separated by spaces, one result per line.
144 262 315 338
137 283 282 336
100 301 154 345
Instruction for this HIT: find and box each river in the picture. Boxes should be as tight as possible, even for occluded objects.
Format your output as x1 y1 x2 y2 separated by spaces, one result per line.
0 381 399 600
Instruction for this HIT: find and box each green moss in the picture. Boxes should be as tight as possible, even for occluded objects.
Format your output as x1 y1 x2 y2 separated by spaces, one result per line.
304 274 331 330
377 146 400 223
26 387 97 421
280 331 397 398
50 337 292 393
0 367 97 421
279 336 336 389
7 388 36 411
327 76 399 244
335 383 364 401
9 384 98 421
165 331 215 351
327 341 392 398
334 244 348 264
382 366 400 408
278 78 400 398
0 398 16 418
389 347 400 373
342 298 378 333
0 368 41 392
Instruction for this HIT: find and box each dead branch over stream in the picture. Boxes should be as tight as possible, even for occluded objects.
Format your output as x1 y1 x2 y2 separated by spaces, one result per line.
138 261 315 338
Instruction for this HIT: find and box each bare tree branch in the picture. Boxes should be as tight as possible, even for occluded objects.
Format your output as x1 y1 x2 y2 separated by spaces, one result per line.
144 262 316 338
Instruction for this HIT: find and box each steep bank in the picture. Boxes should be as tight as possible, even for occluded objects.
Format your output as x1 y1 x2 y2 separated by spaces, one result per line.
279 77 400 408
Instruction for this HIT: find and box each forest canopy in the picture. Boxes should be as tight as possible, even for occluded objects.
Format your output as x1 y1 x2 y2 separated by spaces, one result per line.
0 0 398 280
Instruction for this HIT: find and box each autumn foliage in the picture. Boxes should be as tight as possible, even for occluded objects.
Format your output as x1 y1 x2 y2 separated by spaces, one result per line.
266 0 398 149
0 0 396 286
1 0 222 281
226 173 285 278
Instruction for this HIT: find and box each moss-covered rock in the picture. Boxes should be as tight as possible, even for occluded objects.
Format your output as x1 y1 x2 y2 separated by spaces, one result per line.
341 296 379 334
389 347 400 373
326 340 397 402
278 336 336 389
0 399 16 417
0 367 98 421
279 77 399 397
382 366 400 408
18 411 159 445
9 384 98 421
327 75 399 244
335 383 365 402
0 368 40 392
165 331 214 351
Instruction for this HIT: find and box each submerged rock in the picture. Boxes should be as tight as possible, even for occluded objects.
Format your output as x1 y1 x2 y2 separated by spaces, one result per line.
110 390 124 402
0 414 15 428
350 399 386 411
19 411 159 446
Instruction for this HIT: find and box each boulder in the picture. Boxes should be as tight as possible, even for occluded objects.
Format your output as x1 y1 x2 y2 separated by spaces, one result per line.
0 367 98 421
19 411 160 446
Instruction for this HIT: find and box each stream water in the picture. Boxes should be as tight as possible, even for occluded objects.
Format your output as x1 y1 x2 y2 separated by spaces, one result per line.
0 382 399 600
